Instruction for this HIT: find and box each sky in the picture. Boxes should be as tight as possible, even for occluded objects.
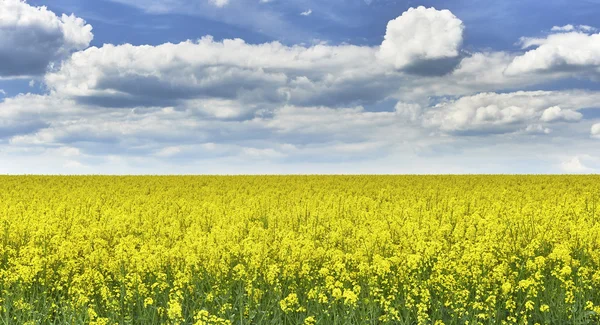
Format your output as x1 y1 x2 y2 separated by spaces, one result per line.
1 0 600 174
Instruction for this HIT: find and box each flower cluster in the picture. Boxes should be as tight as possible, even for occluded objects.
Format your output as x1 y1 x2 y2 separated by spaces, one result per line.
0 175 599 324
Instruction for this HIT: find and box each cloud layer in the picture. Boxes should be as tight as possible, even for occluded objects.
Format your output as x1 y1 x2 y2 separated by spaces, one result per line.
505 30 600 77
1 2 600 173
0 0 93 78
423 91 599 134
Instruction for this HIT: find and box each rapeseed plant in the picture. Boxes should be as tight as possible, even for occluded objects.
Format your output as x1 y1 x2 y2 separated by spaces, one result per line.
0 175 599 324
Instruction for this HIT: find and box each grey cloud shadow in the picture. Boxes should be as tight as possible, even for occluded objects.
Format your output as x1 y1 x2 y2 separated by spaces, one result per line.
0 120 49 139
76 72 287 109
75 94 179 108
447 123 525 137
0 25 65 77
402 56 464 77
287 75 403 107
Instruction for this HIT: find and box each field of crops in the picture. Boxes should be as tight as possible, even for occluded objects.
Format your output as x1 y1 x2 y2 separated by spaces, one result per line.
1 176 600 324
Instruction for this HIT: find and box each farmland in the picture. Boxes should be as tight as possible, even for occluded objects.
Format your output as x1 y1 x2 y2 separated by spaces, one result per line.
1 176 600 324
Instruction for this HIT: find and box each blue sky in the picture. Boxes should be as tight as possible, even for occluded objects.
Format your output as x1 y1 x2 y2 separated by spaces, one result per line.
1 0 600 174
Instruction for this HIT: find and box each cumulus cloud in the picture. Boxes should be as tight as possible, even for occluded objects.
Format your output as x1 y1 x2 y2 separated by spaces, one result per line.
592 123 600 139
45 37 384 111
540 106 582 122
14 89 599 164
3 4 600 174
505 29 600 76
300 9 312 16
4 90 421 162
560 156 594 173
0 0 93 77
4 89 600 173
41 7 489 116
0 94 82 139
378 6 464 74
44 6 584 118
422 91 600 135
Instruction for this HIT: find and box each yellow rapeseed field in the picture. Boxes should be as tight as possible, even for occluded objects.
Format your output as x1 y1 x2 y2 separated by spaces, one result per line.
1 175 600 324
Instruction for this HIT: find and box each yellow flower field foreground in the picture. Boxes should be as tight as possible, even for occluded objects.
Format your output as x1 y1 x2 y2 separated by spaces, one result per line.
1 176 600 324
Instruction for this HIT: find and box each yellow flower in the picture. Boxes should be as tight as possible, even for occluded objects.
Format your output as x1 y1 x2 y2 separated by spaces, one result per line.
279 293 300 313
332 288 343 300
304 316 316 325
167 300 183 321
560 265 572 277
144 297 154 307
524 300 534 311
343 289 358 306
3 175 600 324
501 282 512 295
585 301 594 310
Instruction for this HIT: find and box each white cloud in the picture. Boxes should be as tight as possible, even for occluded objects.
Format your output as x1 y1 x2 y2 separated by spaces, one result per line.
451 52 521 86
209 0 229 7
0 94 83 139
580 25 596 32
423 91 600 134
394 102 422 122
41 7 488 118
4 95 419 162
0 93 83 121
551 24 576 32
182 98 263 119
6 86 599 170
300 9 312 16
560 156 594 173
45 37 381 112
505 30 600 76
540 106 582 122
524 124 551 134
378 6 464 70
551 24 596 33
0 0 93 77
3 5 600 174
592 123 600 139
44 6 589 120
